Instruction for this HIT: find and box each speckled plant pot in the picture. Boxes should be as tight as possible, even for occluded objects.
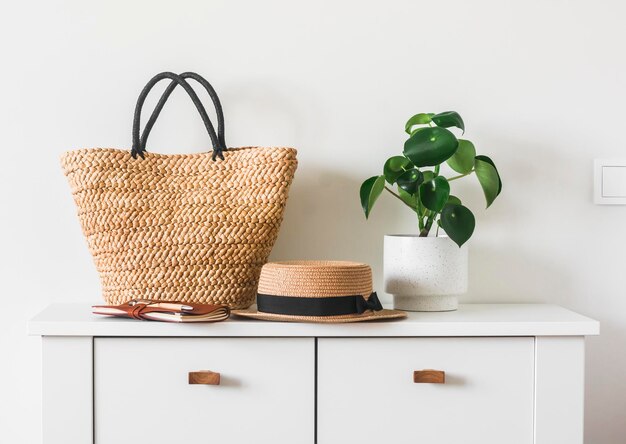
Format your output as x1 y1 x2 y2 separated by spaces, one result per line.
384 235 468 312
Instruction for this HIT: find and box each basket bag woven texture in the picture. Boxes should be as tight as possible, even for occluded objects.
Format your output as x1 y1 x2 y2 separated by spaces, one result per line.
61 72 297 309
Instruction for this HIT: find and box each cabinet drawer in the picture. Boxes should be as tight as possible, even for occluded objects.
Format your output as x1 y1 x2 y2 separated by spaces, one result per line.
318 337 534 444
94 338 314 444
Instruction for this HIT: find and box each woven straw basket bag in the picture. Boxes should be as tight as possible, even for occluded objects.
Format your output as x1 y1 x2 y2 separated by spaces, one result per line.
61 72 298 309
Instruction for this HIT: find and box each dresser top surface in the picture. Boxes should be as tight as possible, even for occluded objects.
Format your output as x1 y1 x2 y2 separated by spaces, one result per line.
29 303 599 337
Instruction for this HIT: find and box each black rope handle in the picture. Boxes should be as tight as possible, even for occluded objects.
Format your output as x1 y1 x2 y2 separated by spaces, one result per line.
131 72 224 160
140 72 226 157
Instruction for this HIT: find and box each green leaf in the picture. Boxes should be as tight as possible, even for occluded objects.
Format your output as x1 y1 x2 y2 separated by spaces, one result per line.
396 169 424 194
419 176 450 212
432 111 465 132
360 175 385 219
403 127 459 167
447 195 462 206
405 113 434 135
383 156 412 184
447 139 476 174
474 155 502 208
410 127 429 136
440 203 476 247
476 155 502 194
397 186 418 210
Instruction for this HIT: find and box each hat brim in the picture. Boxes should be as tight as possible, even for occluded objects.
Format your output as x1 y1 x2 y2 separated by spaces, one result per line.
232 305 407 323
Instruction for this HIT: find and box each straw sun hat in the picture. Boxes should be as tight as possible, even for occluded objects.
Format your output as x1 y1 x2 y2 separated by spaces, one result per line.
233 261 406 323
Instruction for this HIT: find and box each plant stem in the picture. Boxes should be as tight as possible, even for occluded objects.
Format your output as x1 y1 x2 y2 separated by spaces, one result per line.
434 165 440 176
420 211 436 236
384 186 416 211
417 211 424 231
416 189 425 231
447 169 474 181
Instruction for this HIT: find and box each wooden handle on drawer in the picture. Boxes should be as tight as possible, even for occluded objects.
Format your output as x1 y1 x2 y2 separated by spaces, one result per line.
189 370 221 385
413 369 445 384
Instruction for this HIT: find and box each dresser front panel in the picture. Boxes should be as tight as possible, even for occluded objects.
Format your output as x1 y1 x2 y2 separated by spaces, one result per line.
94 337 315 444
318 337 535 444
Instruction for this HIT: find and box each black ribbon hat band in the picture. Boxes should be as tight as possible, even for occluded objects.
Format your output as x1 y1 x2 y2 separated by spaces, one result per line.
256 292 383 317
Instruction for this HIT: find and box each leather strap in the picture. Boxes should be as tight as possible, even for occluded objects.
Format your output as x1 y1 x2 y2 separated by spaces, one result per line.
94 300 229 320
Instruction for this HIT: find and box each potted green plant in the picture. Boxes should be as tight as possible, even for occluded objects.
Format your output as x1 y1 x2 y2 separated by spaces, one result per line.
360 111 502 311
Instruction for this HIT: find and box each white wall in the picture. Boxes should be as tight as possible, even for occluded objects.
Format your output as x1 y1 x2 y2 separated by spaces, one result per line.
1 0 624 442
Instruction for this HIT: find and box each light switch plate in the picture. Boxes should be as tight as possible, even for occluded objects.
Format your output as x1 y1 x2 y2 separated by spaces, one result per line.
594 159 626 205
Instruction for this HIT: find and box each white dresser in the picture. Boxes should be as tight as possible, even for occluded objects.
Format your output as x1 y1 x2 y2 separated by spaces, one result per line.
30 303 599 444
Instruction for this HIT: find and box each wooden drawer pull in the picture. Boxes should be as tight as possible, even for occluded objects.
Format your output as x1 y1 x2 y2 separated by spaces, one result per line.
413 369 445 384
189 370 221 385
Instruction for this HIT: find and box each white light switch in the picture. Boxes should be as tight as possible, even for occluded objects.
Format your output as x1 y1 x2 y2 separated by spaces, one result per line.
594 160 626 204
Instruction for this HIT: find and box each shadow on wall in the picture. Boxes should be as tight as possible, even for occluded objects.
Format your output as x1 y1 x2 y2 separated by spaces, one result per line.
465 244 575 304
459 127 579 305
269 167 407 267
271 168 575 305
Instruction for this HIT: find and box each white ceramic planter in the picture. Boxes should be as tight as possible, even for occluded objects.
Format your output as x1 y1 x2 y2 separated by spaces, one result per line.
384 235 468 312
